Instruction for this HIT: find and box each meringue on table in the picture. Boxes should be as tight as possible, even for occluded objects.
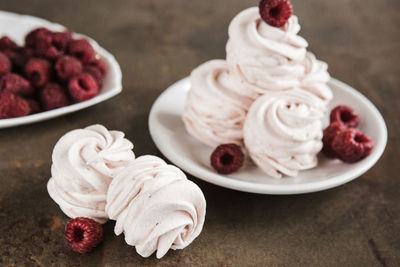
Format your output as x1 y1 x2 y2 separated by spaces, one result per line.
106 155 206 259
47 124 135 223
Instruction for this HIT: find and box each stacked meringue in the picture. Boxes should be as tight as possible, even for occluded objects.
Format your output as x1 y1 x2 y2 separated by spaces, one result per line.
47 125 206 258
183 6 332 178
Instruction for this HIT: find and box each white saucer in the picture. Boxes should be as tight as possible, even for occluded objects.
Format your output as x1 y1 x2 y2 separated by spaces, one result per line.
149 77 387 194
0 11 122 128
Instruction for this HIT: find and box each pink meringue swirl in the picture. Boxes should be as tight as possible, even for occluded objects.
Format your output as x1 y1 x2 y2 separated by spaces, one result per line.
47 124 135 223
226 7 308 94
243 89 324 178
105 155 206 259
301 52 333 104
183 59 253 147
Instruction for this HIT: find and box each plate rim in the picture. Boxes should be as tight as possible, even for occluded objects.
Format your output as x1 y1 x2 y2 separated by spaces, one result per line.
148 76 388 195
0 11 122 128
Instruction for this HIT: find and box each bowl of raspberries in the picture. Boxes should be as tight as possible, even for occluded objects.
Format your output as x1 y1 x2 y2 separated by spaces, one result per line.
0 11 122 128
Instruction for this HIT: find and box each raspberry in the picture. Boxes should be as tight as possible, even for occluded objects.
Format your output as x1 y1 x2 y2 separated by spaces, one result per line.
0 36 18 50
0 73 34 96
68 39 96 64
24 58 51 88
36 31 72 60
0 52 11 76
40 82 70 110
65 217 103 253
25 27 52 48
86 58 107 76
210 144 244 174
330 105 360 128
55 56 83 81
68 73 99 102
26 98 41 114
331 128 374 163
322 122 345 158
259 0 293 27
84 66 103 88
12 47 35 69
0 92 30 119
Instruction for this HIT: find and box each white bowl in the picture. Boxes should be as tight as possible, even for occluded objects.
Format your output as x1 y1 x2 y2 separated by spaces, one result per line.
0 11 122 128
149 77 387 194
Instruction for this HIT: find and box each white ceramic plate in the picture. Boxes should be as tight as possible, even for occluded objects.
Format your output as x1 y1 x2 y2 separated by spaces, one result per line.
149 77 387 194
0 11 122 128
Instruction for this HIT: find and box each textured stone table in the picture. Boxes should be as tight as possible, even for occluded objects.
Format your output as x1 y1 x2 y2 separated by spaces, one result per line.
0 0 399 266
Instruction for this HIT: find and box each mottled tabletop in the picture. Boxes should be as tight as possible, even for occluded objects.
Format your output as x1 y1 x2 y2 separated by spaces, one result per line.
0 0 399 266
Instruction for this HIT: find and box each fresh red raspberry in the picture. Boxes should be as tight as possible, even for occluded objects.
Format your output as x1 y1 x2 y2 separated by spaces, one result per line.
86 58 107 76
24 58 52 88
68 39 96 64
259 0 293 27
210 144 244 174
55 56 83 81
322 122 346 158
0 52 12 76
0 36 19 50
331 128 374 163
84 66 103 88
40 82 70 110
0 73 34 96
68 73 99 102
26 98 41 114
36 31 72 60
65 217 103 253
330 105 360 128
25 27 52 48
0 92 30 119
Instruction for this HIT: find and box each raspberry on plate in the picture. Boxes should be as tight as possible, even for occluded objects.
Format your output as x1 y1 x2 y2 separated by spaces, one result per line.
24 58 52 88
259 0 293 27
40 83 70 111
0 73 34 97
0 36 18 50
0 52 12 76
55 56 83 81
65 217 103 253
68 73 99 102
210 144 244 174
0 92 30 119
330 105 360 128
36 31 72 60
331 128 374 163
25 27 52 48
84 66 103 88
68 39 96 64
322 122 345 158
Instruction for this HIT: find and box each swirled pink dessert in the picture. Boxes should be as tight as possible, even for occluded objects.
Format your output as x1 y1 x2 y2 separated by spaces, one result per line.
226 7 307 94
105 155 206 259
47 124 135 223
183 60 253 147
243 89 324 178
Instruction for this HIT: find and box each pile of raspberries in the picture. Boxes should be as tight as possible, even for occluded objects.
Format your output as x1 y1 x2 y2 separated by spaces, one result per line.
0 27 107 119
322 105 374 163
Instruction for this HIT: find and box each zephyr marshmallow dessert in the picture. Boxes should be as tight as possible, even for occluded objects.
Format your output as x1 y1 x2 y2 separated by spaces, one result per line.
47 124 135 223
106 155 206 259
183 0 332 178
183 60 253 147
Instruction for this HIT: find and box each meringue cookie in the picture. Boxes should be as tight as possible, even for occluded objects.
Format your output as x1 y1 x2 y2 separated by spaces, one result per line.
226 7 308 94
47 124 135 223
243 89 324 178
301 52 333 105
183 59 253 147
106 155 206 259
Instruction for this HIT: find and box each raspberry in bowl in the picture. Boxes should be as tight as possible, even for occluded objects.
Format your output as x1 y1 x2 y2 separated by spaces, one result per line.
0 10 122 128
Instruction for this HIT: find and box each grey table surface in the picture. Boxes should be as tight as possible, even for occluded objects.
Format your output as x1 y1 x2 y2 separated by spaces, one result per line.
0 0 399 266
